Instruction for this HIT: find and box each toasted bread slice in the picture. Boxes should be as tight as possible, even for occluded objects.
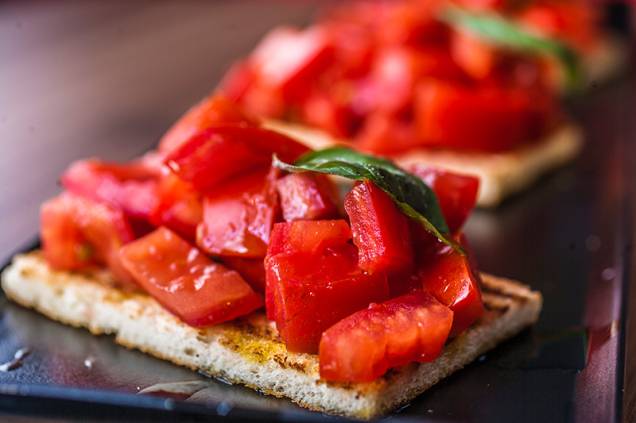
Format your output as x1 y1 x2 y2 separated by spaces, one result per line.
1 252 542 420
264 120 582 208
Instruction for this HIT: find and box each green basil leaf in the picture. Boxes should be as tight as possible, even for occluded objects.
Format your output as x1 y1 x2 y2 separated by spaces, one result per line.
440 5 581 90
273 147 464 253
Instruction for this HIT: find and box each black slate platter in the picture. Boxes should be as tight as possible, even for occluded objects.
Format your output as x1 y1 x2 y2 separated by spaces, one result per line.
0 1 633 422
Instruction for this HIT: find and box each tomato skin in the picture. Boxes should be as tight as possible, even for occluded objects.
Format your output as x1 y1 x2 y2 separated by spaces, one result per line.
265 246 389 353
150 173 202 242
250 27 333 102
450 31 497 80
61 159 159 230
217 61 257 103
275 173 339 222
41 193 136 287
409 166 479 233
120 227 262 326
267 220 352 257
415 80 555 152
159 95 257 155
222 257 266 294
356 113 420 155
164 125 309 192
344 181 413 274
197 169 278 258
319 291 453 382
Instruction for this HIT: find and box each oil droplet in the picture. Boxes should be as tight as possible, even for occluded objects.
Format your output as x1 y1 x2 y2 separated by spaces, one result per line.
84 356 95 369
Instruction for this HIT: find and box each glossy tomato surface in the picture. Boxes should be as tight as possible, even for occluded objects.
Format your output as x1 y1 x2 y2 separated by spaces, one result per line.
267 219 352 257
319 291 453 382
197 169 278 258
120 227 262 326
222 256 266 294
345 180 413 274
150 173 203 242
275 173 339 222
164 125 308 192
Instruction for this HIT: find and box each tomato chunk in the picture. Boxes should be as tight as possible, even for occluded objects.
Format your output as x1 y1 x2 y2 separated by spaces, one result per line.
120 227 262 326
250 27 333 101
344 181 413 274
416 237 484 336
275 173 339 222
222 257 266 294
266 246 389 353
41 193 136 287
164 125 309 192
267 220 352 257
61 159 159 229
150 173 203 242
197 169 278 258
409 166 479 232
159 95 257 155
319 291 453 382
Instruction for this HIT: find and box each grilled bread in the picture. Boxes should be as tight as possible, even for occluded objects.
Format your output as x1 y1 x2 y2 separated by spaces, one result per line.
1 252 542 419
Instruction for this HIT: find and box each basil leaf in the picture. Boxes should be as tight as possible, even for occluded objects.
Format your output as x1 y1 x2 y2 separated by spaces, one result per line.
440 5 581 90
273 147 464 253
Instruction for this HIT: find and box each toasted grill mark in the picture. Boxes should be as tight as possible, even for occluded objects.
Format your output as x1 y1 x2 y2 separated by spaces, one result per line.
272 353 308 373
19 266 34 279
218 329 286 365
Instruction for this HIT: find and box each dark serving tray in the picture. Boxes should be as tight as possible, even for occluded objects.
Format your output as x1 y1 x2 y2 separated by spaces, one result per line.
0 2 633 422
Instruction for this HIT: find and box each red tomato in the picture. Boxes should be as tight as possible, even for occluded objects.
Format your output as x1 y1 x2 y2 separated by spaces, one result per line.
450 31 497 80
319 291 453 382
61 159 159 229
159 95 257 155
409 166 479 232
197 169 278 258
222 257 266 294
150 173 203 242
275 173 339 222
265 245 389 353
164 125 309 192
344 181 413 274
356 113 420 155
414 80 555 151
267 220 352 257
41 193 136 287
300 90 357 138
217 61 257 102
416 243 484 336
250 27 333 101
120 227 263 326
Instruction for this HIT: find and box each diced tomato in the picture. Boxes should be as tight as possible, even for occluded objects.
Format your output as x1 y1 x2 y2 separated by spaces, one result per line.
266 245 389 353
409 166 479 232
356 113 420 155
416 244 484 336
61 159 159 230
319 291 453 382
41 193 136 288
164 125 309 192
275 173 339 222
456 0 508 11
414 80 556 152
300 90 357 138
451 31 497 80
217 61 257 102
197 169 278 258
250 27 333 101
150 173 202 242
159 95 257 155
222 257 266 294
120 227 262 326
267 220 352 257
344 181 413 274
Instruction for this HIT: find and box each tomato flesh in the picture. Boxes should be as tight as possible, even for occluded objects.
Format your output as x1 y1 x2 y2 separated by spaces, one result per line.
164 125 308 192
159 95 257 155
319 291 453 382
409 166 479 233
222 257 266 294
197 169 278 258
41 193 136 287
275 173 339 222
266 246 389 353
344 181 413 274
120 227 262 326
267 220 352 257
150 173 203 242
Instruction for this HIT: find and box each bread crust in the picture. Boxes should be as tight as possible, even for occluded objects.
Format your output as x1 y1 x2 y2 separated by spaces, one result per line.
1 252 542 419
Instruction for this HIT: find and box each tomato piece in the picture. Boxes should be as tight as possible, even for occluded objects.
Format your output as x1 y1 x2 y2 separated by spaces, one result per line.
356 113 420 155
265 245 389 353
415 80 556 152
150 173 203 242
267 220 352 257
319 291 453 382
61 159 159 230
197 169 278 258
416 243 484 336
41 193 136 287
275 173 339 222
217 61 257 102
120 227 262 326
222 257 266 294
250 27 333 101
159 95 257 155
300 90 357 138
451 31 497 80
164 125 309 192
409 166 479 233
344 181 413 274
